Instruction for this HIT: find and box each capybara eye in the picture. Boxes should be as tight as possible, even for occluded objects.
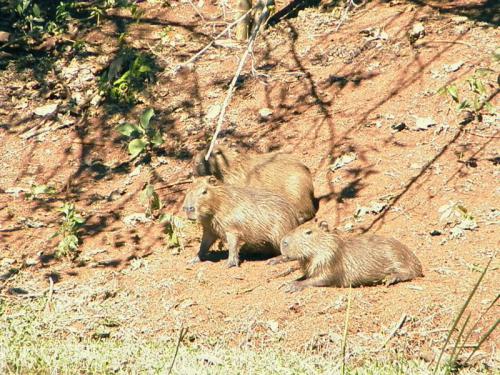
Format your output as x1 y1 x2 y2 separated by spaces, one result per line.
305 229 312 235
202 189 208 195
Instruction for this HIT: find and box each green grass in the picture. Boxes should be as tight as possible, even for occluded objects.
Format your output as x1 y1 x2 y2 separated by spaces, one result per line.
0 298 493 374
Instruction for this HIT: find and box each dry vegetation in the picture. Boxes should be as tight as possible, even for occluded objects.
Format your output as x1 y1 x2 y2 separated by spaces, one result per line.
0 0 498 373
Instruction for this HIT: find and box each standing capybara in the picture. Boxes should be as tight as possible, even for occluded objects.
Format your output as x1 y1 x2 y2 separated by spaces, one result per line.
280 220 423 292
192 145 317 222
182 176 301 267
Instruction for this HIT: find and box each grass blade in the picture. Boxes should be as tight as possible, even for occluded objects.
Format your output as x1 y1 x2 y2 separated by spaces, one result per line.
167 325 188 375
433 255 493 374
455 293 499 362
464 318 499 365
448 313 471 371
341 287 352 375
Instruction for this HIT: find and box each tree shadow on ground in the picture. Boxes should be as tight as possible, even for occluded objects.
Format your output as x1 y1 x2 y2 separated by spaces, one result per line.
1 0 498 282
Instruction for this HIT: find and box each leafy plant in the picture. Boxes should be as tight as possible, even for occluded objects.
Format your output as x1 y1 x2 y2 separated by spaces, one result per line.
3 1 137 46
117 108 164 158
139 183 162 218
438 69 496 119
99 50 155 104
159 213 186 251
439 202 478 239
25 184 57 200
52 203 85 258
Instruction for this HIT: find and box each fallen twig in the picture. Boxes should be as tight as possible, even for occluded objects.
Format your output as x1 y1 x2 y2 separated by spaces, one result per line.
187 0 206 21
21 122 73 140
0 36 27 51
335 0 364 32
156 179 193 190
422 40 477 49
377 313 408 351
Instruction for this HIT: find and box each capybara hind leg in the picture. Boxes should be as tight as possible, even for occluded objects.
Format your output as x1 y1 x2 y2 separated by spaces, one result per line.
284 277 330 293
384 271 414 286
226 232 242 268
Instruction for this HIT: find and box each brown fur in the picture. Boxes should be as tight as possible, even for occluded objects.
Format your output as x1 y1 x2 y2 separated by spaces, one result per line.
183 176 301 267
193 145 317 222
280 220 423 292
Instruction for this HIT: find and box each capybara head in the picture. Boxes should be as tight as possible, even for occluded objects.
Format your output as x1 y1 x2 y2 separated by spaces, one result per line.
182 176 219 221
192 146 230 180
281 220 332 260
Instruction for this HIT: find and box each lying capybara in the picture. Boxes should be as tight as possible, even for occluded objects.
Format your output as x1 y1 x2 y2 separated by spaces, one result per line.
182 176 301 267
193 145 316 222
280 220 423 292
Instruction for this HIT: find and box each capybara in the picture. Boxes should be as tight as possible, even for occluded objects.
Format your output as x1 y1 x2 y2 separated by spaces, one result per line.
193 145 316 222
182 176 301 267
280 220 423 292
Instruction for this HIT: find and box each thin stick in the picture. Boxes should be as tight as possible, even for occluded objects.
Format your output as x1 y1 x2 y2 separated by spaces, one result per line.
172 9 252 73
378 313 408 351
335 0 364 32
205 3 272 161
43 276 55 312
340 287 352 375
21 122 73 140
167 325 189 375
186 0 205 21
0 36 27 51
156 179 192 190
423 40 477 49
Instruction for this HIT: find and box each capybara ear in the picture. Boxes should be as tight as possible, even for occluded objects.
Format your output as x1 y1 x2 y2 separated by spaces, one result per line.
318 221 329 232
208 176 218 185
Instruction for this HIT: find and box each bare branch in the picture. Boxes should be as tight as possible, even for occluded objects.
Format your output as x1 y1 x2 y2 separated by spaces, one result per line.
172 9 253 74
186 0 206 21
336 0 365 32
205 1 273 160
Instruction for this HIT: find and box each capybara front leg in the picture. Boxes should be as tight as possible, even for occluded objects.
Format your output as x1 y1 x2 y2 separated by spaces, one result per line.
189 229 217 265
226 232 242 268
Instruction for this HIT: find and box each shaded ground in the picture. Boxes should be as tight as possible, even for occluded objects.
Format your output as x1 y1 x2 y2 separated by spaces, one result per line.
0 0 498 371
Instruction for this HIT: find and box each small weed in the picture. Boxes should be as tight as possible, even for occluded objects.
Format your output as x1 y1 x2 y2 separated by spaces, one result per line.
52 202 85 258
159 213 186 251
438 201 478 239
438 69 497 120
159 26 174 44
25 183 57 200
100 49 155 104
140 183 162 218
117 108 164 159
4 1 136 48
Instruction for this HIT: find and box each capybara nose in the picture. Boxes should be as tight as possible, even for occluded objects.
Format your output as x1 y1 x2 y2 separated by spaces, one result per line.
183 206 195 213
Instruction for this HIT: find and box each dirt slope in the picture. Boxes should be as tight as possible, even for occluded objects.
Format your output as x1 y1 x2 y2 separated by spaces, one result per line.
0 0 498 368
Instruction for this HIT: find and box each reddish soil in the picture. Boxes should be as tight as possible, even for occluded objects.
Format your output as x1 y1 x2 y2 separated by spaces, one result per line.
0 0 498 366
